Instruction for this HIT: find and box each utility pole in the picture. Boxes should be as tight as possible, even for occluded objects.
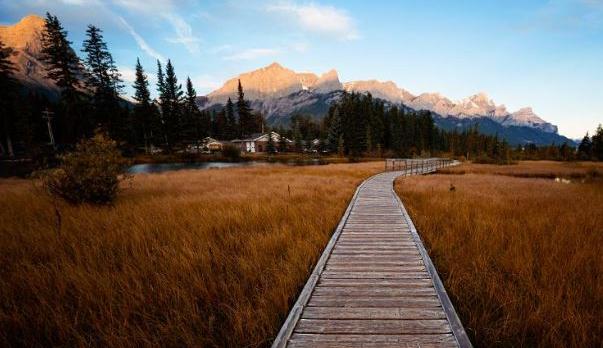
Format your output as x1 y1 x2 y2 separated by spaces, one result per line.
42 109 56 150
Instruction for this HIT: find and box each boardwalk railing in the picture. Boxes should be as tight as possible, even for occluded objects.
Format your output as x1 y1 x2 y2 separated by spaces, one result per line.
272 158 470 348
385 158 454 174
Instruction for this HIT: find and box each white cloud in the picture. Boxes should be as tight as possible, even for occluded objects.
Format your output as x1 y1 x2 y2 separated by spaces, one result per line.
224 48 281 61
163 13 201 54
118 16 166 61
113 0 201 55
267 2 359 40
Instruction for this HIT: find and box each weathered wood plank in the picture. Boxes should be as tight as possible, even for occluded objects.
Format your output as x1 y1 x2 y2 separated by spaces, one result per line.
317 278 434 288
288 334 457 348
312 287 437 297
307 296 441 308
294 319 451 334
301 307 446 319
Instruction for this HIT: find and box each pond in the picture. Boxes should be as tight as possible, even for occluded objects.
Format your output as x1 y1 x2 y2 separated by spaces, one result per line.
127 161 269 174
128 158 329 174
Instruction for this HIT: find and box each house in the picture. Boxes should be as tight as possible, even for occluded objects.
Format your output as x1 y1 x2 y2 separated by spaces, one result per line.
201 137 224 153
231 132 292 153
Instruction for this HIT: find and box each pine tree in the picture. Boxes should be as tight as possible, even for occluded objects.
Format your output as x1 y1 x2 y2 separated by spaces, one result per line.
159 59 183 149
182 77 201 145
591 124 603 161
132 58 155 152
327 106 342 153
40 13 81 97
236 80 253 137
224 97 236 140
0 38 18 158
578 133 593 160
82 25 123 137
40 12 85 142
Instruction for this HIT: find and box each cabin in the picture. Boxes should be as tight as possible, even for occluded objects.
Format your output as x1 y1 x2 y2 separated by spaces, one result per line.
231 132 292 153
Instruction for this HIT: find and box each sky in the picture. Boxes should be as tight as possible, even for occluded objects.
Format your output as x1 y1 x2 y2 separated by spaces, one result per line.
1 0 602 138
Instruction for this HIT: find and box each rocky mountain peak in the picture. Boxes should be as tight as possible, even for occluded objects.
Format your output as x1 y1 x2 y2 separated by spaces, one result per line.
205 63 341 105
0 14 57 94
343 79 415 103
0 14 44 51
312 69 342 93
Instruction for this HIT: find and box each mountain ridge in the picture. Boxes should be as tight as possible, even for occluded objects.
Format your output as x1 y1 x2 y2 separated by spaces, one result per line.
203 62 558 135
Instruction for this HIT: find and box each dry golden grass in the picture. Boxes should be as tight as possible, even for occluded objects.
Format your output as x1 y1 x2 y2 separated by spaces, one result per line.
439 160 603 179
0 162 382 347
395 161 603 347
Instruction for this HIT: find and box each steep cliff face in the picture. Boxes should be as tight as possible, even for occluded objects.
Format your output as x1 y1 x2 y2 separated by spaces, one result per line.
0 15 58 95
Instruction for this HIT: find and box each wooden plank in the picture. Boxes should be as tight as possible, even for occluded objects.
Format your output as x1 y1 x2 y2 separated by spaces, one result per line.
288 333 457 348
307 296 441 308
294 319 451 334
325 266 426 272
301 307 446 319
312 287 437 297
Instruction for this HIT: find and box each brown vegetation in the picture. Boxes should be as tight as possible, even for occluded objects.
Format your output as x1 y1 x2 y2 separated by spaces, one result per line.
395 161 603 347
0 162 382 347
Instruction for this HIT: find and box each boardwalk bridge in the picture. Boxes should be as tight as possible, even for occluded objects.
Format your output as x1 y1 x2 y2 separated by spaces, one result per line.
273 158 471 348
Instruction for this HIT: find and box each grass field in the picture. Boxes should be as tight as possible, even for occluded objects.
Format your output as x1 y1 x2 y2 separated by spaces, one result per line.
0 162 382 347
395 161 603 347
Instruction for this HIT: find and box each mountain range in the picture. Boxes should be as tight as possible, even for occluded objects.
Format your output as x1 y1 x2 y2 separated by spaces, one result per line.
201 62 572 145
0 15 573 146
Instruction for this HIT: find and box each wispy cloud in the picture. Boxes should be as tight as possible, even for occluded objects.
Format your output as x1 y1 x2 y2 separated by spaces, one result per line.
163 13 201 54
224 48 281 61
118 16 165 61
113 0 201 55
267 2 359 40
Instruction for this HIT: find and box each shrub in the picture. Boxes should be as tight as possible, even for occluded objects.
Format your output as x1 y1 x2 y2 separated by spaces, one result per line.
221 144 241 161
42 132 130 204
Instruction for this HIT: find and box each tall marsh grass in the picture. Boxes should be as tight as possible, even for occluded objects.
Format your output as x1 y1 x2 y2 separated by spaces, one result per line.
0 162 382 347
395 162 603 347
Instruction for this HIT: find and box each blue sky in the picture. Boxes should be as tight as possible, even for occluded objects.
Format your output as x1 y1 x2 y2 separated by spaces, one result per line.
1 0 601 138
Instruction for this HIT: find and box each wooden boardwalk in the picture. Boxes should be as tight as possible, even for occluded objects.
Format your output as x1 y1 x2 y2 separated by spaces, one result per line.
273 159 471 348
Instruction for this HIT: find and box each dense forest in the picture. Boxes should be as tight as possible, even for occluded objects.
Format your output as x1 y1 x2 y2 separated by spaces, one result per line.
0 12 602 165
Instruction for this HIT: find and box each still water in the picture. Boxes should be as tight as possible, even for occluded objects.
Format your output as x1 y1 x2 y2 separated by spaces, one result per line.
127 161 269 174
128 159 327 174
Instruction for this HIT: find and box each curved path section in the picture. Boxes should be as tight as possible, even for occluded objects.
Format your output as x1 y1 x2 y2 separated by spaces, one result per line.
273 161 471 348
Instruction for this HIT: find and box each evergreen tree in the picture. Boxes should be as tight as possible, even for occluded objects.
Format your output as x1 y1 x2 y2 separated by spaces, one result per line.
160 59 183 149
236 80 253 137
591 124 603 161
182 77 201 145
82 25 124 137
327 106 342 153
40 12 85 142
224 97 236 140
578 133 593 160
132 58 156 152
0 38 18 158
40 13 81 96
